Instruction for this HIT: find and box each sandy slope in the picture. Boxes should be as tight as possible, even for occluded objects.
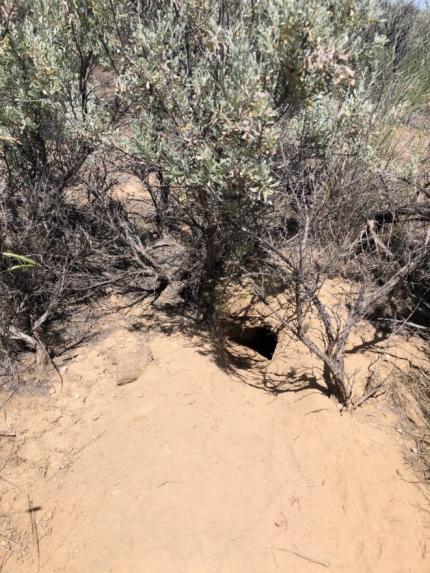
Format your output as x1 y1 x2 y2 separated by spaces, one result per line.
1 322 429 573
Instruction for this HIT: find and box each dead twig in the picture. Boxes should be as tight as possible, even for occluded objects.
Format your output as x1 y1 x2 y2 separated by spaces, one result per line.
28 495 40 569
271 546 328 568
352 381 386 409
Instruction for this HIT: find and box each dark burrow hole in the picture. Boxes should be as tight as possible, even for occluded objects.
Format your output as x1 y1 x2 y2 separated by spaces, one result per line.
229 325 278 360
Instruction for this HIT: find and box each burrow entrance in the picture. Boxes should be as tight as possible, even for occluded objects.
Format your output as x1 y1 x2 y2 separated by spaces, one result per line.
229 325 278 360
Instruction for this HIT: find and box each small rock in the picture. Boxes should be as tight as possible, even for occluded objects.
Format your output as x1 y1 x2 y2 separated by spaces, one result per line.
147 238 187 280
153 281 185 309
115 345 153 386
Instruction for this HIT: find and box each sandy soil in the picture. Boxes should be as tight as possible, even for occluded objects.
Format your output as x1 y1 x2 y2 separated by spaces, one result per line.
0 311 429 572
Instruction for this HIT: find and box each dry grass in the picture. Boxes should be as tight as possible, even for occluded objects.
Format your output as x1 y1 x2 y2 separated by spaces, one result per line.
389 365 430 479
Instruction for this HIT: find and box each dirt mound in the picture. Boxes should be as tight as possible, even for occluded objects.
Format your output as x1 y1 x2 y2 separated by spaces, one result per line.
1 317 429 572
